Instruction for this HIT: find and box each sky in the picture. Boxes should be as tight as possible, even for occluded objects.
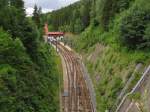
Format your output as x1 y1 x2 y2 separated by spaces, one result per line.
23 0 79 16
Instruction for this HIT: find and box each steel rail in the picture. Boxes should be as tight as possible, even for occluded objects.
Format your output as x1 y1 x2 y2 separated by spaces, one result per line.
57 43 94 112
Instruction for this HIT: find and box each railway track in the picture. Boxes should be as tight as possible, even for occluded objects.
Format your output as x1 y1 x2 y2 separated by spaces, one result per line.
57 43 94 112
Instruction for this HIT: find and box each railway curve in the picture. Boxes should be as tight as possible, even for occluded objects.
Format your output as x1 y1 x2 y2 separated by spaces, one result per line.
57 42 96 112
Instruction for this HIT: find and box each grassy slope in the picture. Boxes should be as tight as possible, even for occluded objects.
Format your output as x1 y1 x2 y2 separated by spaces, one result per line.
54 50 64 112
83 43 149 111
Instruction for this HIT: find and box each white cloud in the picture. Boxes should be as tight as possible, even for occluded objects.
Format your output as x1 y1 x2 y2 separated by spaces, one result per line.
23 0 80 15
59 0 79 6
42 8 53 13
25 7 53 16
25 7 34 16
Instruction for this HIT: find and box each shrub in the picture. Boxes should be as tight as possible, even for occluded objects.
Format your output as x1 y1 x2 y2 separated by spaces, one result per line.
143 23 150 47
128 92 141 101
120 7 150 49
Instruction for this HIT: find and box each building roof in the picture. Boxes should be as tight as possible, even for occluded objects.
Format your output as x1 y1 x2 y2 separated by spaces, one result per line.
44 23 64 37
47 32 64 36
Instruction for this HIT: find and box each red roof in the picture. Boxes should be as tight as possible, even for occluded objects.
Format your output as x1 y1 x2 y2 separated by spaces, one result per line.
47 32 64 35
44 23 64 36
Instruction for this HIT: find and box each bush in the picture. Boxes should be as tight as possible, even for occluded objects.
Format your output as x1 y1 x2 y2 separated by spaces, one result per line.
128 92 141 101
0 27 60 111
143 23 150 47
120 7 150 49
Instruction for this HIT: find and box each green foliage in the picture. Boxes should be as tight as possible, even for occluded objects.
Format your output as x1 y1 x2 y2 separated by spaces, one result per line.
0 28 60 112
10 0 24 9
0 0 39 60
120 6 150 49
41 0 150 111
60 1 150 111
97 0 134 30
44 0 91 33
80 0 91 29
128 92 141 101
32 5 42 28
0 0 60 111
47 3 80 31
44 0 134 33
144 23 150 45
74 18 84 33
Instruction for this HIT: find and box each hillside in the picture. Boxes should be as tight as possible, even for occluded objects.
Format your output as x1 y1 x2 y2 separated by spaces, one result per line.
0 0 60 112
45 0 150 111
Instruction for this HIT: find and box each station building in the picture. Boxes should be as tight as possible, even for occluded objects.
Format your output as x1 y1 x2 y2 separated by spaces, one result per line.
44 23 64 43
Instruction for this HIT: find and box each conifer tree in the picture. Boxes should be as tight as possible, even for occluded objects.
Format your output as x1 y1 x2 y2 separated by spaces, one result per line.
32 5 41 27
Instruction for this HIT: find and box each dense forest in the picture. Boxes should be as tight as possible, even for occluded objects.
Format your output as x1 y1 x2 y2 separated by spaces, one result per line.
0 0 60 112
45 0 150 111
46 0 150 50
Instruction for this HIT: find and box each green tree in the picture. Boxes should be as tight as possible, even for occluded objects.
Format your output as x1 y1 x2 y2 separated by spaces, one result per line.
120 7 150 49
80 0 91 29
74 18 83 33
10 0 24 9
32 5 42 28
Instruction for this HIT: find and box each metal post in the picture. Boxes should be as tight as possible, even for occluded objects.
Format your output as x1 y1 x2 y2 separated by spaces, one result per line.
56 37 58 52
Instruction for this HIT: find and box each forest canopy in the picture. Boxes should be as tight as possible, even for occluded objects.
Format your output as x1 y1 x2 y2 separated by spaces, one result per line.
0 0 60 112
45 0 150 50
